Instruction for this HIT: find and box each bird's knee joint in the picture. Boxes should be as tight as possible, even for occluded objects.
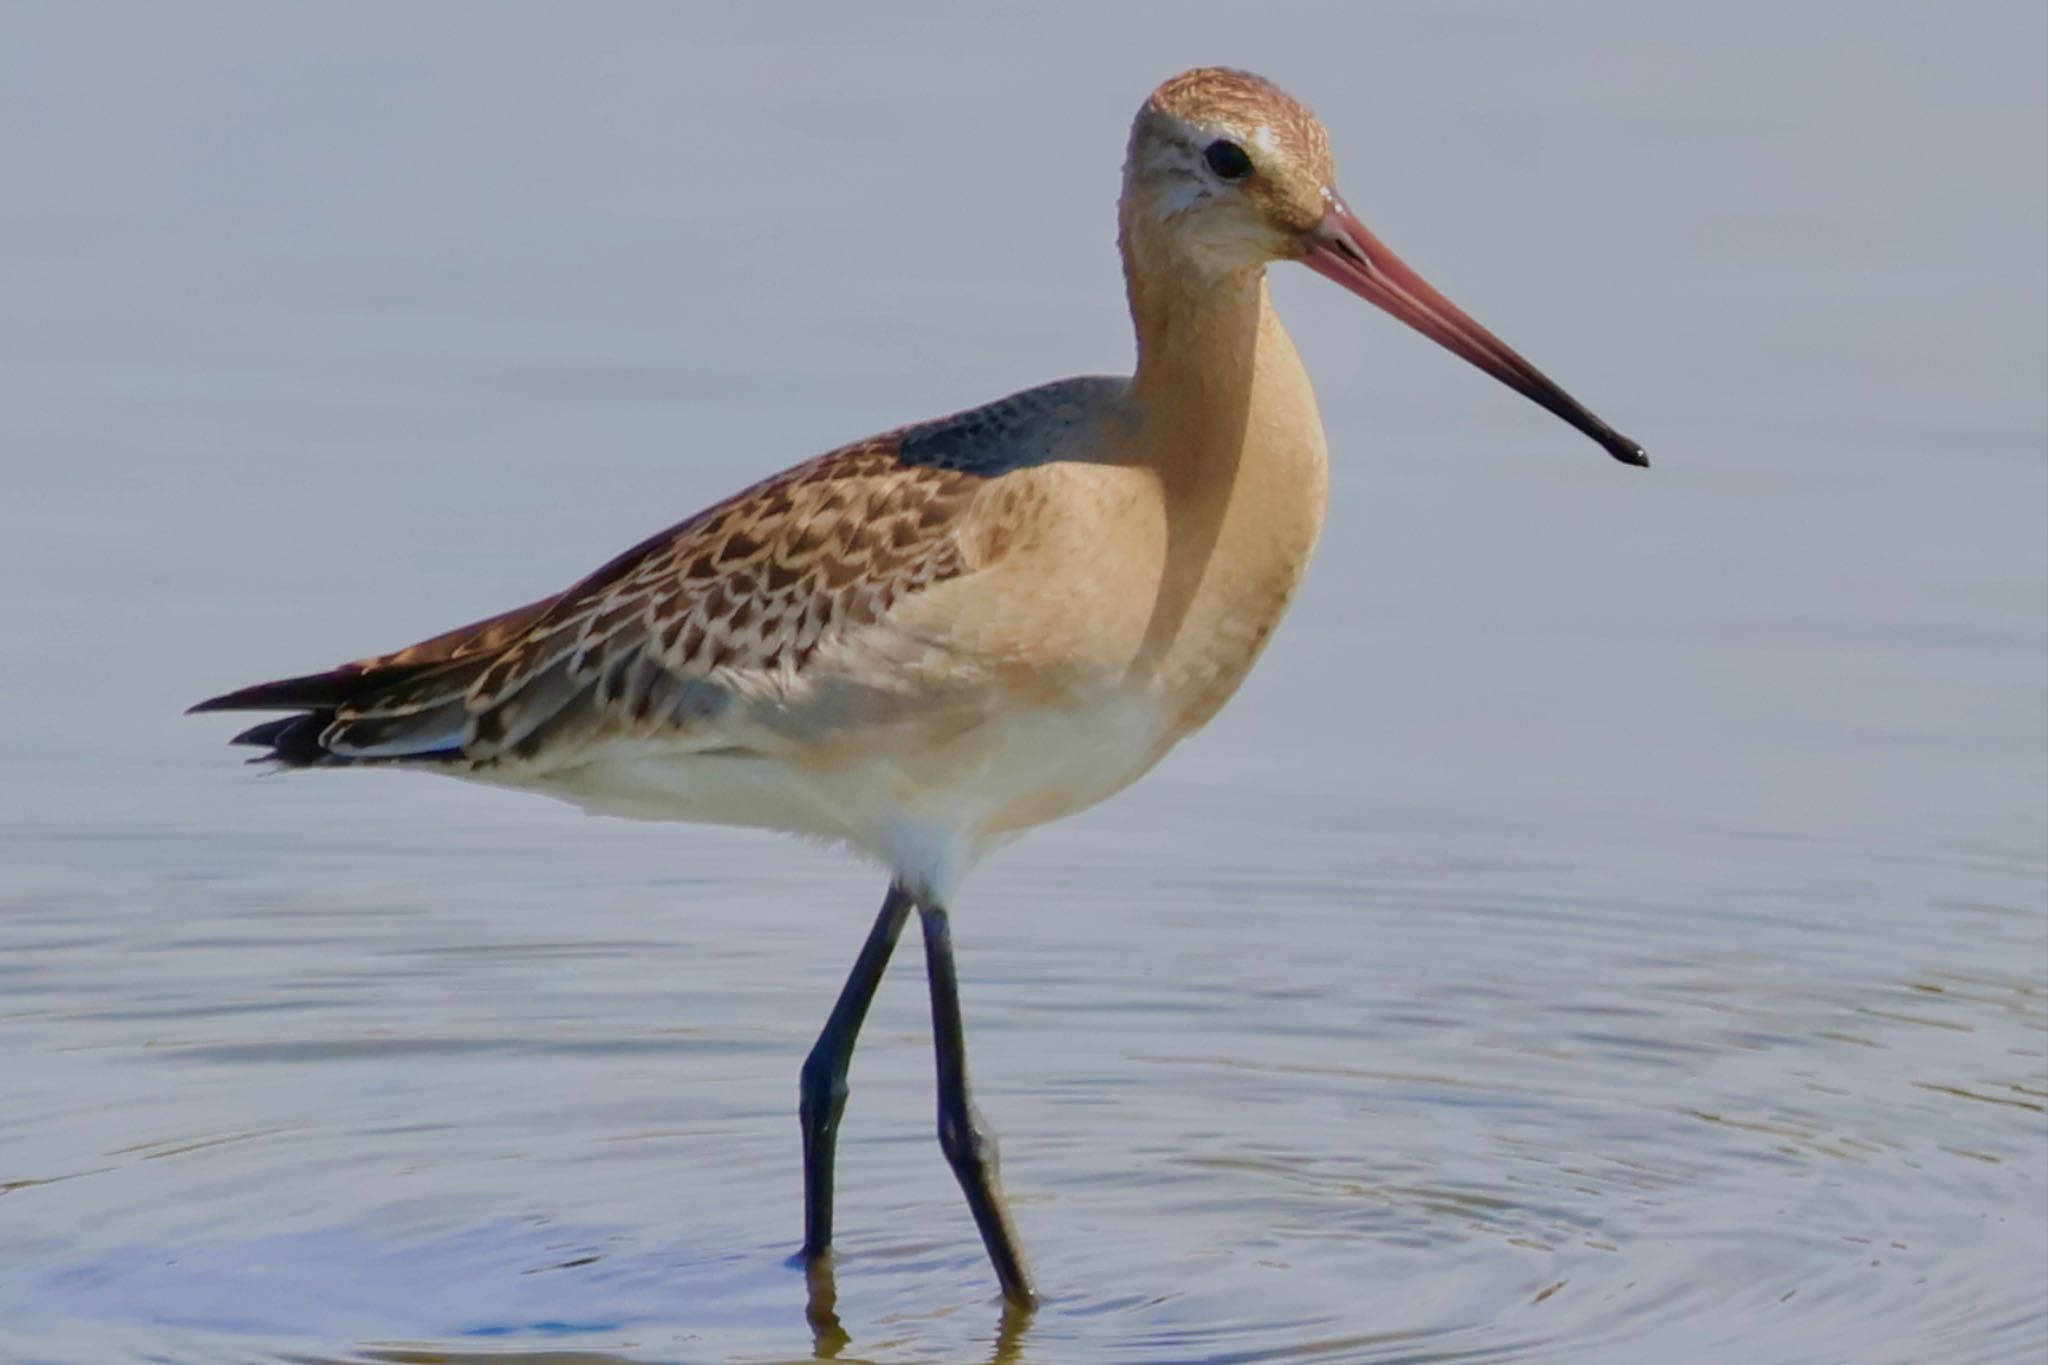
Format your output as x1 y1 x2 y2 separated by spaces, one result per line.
937 1112 998 1174
799 1060 849 1127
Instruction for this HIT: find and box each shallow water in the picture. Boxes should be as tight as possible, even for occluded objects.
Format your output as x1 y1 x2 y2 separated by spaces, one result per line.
2 4 2044 1363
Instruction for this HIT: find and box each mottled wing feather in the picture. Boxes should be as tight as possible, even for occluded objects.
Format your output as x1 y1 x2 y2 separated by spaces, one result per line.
186 594 556 717
193 375 1123 770
367 594 565 670
319 436 984 765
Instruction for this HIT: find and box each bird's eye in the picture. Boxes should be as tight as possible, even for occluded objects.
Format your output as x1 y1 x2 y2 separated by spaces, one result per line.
1203 139 1253 181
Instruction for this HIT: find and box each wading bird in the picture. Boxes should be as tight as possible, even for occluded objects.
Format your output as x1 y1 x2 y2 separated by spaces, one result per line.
192 67 1645 1308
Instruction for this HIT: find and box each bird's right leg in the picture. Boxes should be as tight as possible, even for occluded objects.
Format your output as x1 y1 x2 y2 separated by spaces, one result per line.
799 881 914 1259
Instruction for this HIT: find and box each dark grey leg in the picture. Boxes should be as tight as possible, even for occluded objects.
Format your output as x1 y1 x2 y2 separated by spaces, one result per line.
918 901 1036 1308
800 882 914 1259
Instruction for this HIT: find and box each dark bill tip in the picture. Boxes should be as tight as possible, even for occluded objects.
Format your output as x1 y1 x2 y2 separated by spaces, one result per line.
1609 436 1650 468
1305 191 1649 471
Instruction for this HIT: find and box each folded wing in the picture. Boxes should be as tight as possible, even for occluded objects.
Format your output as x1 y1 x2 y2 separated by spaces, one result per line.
191 436 987 770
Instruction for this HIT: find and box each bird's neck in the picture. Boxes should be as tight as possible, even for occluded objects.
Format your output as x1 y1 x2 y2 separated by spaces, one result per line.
1112 217 1330 732
1118 220 1317 495
1123 236 1267 439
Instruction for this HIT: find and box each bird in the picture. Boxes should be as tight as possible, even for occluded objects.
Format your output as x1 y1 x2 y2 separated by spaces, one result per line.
190 66 1646 1309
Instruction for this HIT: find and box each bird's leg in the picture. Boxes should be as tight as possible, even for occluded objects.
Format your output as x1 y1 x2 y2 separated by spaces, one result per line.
918 900 1037 1308
800 881 914 1260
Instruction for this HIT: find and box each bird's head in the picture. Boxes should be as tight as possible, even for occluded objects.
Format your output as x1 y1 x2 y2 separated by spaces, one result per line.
1122 67 1646 467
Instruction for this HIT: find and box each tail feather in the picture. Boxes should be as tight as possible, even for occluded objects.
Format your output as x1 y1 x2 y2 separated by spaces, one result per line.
190 594 561 769
228 713 340 766
194 660 480 768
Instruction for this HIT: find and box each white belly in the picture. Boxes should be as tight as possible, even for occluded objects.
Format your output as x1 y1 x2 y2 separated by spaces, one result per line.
481 689 1173 904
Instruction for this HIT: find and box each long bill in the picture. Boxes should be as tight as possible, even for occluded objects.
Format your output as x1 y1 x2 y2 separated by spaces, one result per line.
1301 190 1648 467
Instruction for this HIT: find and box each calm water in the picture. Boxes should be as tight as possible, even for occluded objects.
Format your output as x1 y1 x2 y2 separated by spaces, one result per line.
2 5 2044 1363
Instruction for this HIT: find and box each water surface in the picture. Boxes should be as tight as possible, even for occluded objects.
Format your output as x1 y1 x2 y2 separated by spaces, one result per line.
2 4 2043 1363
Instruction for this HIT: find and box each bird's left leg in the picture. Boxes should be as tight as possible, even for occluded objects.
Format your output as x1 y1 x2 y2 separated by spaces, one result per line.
917 899 1036 1308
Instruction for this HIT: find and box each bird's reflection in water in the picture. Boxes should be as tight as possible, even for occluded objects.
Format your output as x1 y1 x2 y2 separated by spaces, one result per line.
344 1258 1032 1365
804 1252 852 1357
804 1252 1031 1364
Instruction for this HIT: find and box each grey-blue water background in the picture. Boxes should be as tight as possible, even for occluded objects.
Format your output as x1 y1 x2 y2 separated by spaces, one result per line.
2 5 2042 1363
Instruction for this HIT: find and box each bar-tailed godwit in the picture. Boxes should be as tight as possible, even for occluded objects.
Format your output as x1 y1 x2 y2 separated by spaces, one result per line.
193 67 1645 1308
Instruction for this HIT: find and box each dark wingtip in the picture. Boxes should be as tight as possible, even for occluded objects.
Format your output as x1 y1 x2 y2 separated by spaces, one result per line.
188 666 368 715
190 669 362 767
